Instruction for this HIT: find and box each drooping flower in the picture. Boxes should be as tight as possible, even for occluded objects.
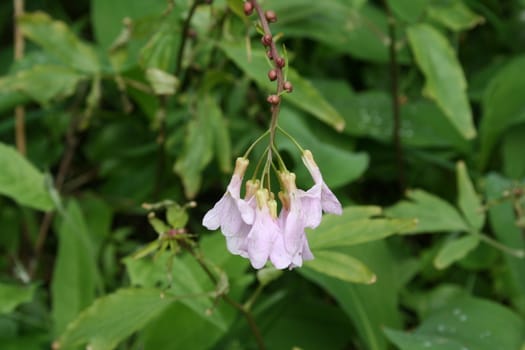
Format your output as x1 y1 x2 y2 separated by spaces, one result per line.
301 150 342 224
246 189 280 269
202 158 254 256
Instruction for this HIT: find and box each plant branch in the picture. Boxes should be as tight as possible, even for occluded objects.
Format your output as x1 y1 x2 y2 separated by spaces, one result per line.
384 1 405 192
183 243 266 350
14 0 26 155
175 0 203 78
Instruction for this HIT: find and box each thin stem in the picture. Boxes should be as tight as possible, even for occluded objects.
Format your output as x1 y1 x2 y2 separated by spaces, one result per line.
243 130 270 158
14 0 26 155
277 125 304 152
250 0 285 161
476 233 525 258
384 1 405 192
175 0 202 78
183 243 266 350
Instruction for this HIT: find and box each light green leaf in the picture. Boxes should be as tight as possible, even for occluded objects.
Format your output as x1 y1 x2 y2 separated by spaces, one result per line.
173 99 214 198
308 206 416 250
479 56 525 169
220 42 345 131
427 0 485 31
0 65 83 105
0 283 37 314
305 250 376 284
145 68 178 95
19 12 99 73
385 295 525 350
407 24 475 139
456 161 484 230
387 0 429 23
387 189 469 234
434 235 480 269
56 288 173 350
0 142 54 211
52 201 99 335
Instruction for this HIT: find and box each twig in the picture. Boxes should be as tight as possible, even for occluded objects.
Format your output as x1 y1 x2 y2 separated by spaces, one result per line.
183 243 266 350
30 117 80 278
14 0 26 155
175 0 203 78
384 1 405 192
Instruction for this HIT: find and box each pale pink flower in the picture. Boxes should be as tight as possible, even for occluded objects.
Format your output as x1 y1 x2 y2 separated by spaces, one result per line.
246 189 280 269
202 158 254 256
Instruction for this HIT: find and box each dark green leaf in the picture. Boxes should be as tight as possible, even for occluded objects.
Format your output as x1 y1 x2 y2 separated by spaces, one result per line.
0 142 55 211
427 0 485 31
56 288 173 350
385 295 525 350
407 24 476 139
0 283 37 314
387 0 429 23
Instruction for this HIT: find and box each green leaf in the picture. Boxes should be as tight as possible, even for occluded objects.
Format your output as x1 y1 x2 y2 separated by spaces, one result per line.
300 241 416 350
308 206 417 250
479 56 525 169
485 174 525 314
173 98 214 198
407 24 475 139
145 68 178 95
19 12 99 73
0 283 37 314
56 288 173 350
387 189 469 234
267 1 397 63
206 96 232 173
456 161 484 231
305 250 376 284
427 0 485 31
385 295 525 350
166 204 189 229
278 107 368 188
91 0 167 48
140 13 181 72
220 42 345 131
502 123 525 179
0 65 83 105
0 142 54 211
52 201 99 335
387 0 429 23
434 234 480 269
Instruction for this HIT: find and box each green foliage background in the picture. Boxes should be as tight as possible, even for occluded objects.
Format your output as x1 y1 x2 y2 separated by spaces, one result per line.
1 0 525 349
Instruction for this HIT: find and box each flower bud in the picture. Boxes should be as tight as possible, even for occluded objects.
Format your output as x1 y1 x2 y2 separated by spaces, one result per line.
268 69 278 81
267 94 280 105
265 10 277 22
275 57 285 68
284 81 293 93
234 157 249 177
243 1 254 16
267 50 273 59
261 34 273 46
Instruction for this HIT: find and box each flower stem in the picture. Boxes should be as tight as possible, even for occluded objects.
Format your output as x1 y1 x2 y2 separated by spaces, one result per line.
182 243 267 350
475 232 525 258
277 125 304 152
243 130 270 158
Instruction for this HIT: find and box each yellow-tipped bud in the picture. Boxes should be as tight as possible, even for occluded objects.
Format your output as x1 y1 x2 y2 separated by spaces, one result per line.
233 157 249 177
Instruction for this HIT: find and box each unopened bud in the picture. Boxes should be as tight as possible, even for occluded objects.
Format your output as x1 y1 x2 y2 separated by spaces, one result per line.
275 57 285 68
234 157 249 177
284 81 293 93
261 34 272 46
268 69 277 81
267 94 280 105
243 1 254 16
267 50 273 60
265 10 277 23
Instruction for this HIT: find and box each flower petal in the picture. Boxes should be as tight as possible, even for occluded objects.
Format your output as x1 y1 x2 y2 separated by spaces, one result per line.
321 184 343 215
247 207 279 269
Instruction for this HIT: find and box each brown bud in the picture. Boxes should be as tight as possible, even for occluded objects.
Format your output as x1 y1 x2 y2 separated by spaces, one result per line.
186 28 197 39
283 81 293 93
275 57 285 68
267 94 280 105
261 34 273 46
268 69 278 81
267 50 273 59
265 10 277 22
243 1 254 16
203 0 213 4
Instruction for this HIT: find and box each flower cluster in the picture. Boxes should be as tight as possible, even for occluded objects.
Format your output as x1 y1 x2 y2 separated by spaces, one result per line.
203 151 342 269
